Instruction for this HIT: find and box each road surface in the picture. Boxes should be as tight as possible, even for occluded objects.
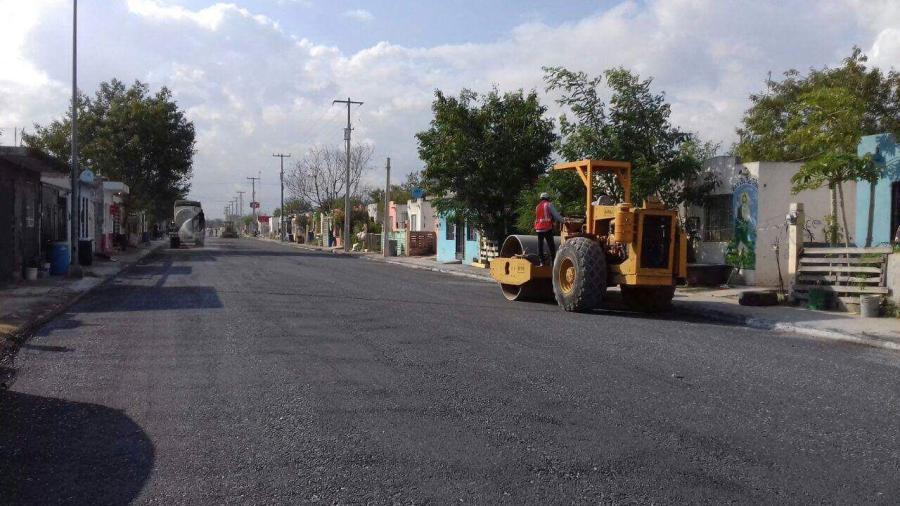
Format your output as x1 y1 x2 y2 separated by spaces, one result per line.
2 238 898 504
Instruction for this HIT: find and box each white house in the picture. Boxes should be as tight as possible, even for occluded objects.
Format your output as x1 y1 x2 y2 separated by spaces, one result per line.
684 156 856 286
406 197 436 232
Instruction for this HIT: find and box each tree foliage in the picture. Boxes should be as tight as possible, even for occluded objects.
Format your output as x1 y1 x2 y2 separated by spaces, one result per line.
515 67 716 230
367 170 423 205
736 47 900 161
285 144 373 212
417 88 556 240
24 79 195 221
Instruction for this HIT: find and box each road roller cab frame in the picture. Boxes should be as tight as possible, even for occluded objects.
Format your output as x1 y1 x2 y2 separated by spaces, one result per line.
490 159 687 312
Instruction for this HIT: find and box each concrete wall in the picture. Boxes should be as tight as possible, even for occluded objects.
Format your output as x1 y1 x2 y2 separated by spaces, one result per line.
752 161 855 286
686 157 854 286
856 133 899 246
888 253 900 305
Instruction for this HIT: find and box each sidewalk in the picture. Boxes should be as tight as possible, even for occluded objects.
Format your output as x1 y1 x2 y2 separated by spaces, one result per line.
0 240 167 374
363 254 900 351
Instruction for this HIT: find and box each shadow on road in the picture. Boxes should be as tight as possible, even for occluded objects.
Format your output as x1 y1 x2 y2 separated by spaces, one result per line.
78 285 224 312
0 391 155 505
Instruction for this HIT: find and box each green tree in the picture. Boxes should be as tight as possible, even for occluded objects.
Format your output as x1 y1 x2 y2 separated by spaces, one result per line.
737 48 897 245
24 79 195 221
273 197 312 217
367 170 423 205
417 88 556 240
788 87 882 246
736 48 900 161
515 67 716 229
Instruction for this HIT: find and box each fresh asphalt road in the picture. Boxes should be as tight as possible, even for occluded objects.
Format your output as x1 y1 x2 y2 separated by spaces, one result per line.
2 238 899 505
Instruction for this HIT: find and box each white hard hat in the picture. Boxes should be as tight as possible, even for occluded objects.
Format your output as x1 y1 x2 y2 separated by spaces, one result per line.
539 192 551 200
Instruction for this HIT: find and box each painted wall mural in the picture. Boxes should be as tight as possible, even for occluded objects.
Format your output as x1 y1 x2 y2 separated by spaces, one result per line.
725 177 758 269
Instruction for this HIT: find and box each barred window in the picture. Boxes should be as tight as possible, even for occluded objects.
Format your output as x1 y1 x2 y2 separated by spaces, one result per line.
703 194 734 242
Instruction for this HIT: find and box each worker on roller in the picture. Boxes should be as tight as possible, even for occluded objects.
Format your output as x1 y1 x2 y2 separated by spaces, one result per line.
534 192 563 266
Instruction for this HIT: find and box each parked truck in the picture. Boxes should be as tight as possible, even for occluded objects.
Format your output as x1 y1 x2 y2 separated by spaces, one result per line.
169 200 206 248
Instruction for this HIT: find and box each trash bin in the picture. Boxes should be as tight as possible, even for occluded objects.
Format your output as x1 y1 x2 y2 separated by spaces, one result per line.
50 242 69 275
142 231 150 243
170 236 181 249
78 239 93 266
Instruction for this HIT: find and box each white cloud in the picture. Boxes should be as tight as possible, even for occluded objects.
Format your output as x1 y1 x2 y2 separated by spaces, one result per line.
0 0 896 217
342 8 374 22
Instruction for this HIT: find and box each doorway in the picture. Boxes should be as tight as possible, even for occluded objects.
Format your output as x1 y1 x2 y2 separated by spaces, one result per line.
455 217 465 260
891 182 900 242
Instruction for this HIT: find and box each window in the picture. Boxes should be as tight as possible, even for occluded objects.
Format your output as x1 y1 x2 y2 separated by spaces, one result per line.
410 214 418 231
703 194 733 242
465 222 477 241
445 218 455 240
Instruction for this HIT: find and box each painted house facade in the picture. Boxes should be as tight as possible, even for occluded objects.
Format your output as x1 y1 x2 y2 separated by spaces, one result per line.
436 213 480 264
855 133 899 246
685 156 855 286
406 197 436 232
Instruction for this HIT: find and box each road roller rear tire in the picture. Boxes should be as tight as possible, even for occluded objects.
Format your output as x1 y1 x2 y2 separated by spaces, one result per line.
552 237 606 312
621 285 675 313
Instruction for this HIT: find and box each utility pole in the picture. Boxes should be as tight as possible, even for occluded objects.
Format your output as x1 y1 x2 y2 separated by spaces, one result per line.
70 0 81 273
237 191 245 219
272 153 291 241
332 97 363 252
247 175 260 236
383 157 390 257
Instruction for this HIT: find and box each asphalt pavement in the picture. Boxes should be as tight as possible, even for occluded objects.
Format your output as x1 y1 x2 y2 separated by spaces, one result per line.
2 237 899 505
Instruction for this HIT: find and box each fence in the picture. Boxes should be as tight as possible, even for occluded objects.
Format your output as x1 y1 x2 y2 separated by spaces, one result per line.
407 231 436 256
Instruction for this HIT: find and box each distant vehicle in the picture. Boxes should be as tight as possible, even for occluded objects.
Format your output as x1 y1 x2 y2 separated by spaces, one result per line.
220 221 238 238
170 200 206 248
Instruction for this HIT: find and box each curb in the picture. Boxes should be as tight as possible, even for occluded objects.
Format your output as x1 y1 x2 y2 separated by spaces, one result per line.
673 303 900 352
0 242 166 371
362 255 494 283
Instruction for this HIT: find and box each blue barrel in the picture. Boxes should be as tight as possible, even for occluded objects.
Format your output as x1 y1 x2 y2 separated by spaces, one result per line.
50 242 70 275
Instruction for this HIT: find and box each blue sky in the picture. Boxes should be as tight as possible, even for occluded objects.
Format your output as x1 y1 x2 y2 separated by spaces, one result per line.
1 0 898 218
232 0 617 51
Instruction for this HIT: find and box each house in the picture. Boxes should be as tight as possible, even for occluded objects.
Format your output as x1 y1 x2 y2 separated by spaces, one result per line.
435 213 480 264
388 201 408 231
855 133 899 246
407 197 436 232
684 156 855 286
366 203 382 223
101 181 129 253
0 147 69 282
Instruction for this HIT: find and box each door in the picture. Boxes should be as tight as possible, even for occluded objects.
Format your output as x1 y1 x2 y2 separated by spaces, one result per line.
0 173 15 281
455 217 465 260
891 182 900 242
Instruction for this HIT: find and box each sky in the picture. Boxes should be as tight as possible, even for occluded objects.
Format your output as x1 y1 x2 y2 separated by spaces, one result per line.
1 0 898 218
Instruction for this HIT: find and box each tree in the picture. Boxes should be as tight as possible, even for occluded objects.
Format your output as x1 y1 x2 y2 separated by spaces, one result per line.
788 87 882 247
285 144 373 212
736 48 900 161
273 197 312 217
417 88 556 241
366 170 423 205
737 48 897 244
24 79 195 221
526 66 716 227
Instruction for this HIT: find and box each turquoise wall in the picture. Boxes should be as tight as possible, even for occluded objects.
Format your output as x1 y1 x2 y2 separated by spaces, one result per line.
436 214 479 263
855 134 899 246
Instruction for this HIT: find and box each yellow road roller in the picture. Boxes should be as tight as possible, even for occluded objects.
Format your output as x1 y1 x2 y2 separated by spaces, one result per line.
490 159 687 312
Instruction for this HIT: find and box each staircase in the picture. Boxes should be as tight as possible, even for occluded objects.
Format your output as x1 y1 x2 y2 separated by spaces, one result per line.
792 246 891 309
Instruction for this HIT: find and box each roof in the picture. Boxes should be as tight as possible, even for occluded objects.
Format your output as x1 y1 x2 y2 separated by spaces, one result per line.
103 181 130 194
0 146 69 175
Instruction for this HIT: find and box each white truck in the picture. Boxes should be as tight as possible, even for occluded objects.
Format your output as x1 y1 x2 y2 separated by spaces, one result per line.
169 200 205 248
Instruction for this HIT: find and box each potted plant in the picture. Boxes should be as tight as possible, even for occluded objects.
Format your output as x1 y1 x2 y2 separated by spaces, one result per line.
25 256 40 281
